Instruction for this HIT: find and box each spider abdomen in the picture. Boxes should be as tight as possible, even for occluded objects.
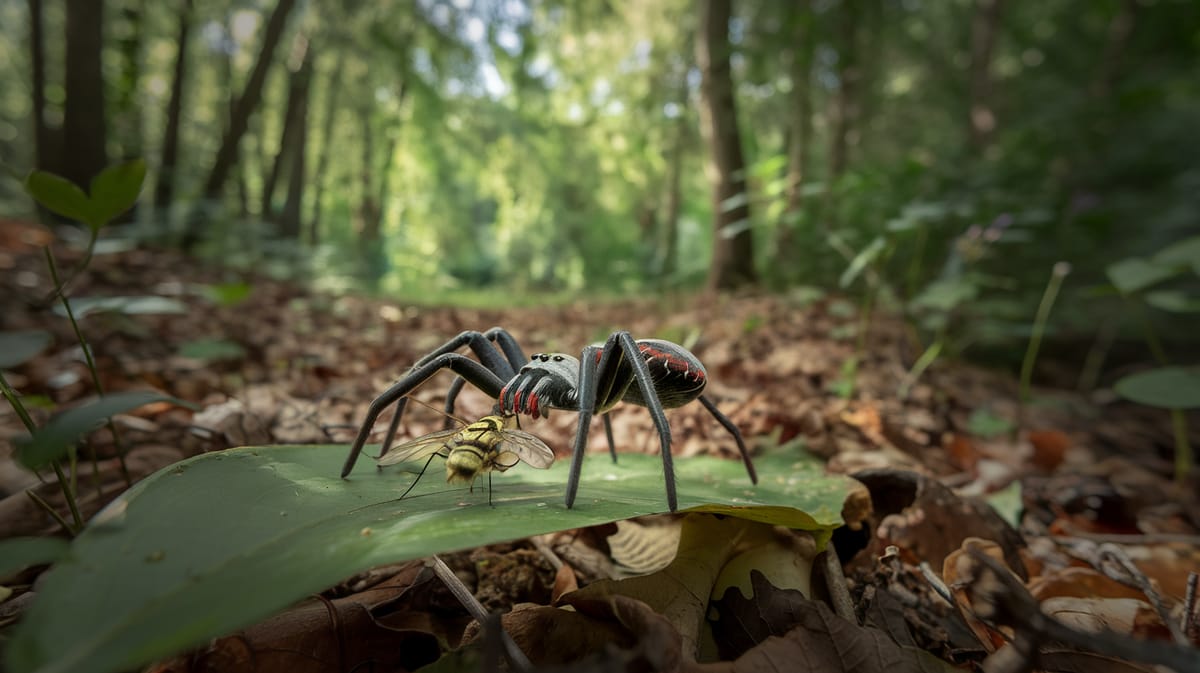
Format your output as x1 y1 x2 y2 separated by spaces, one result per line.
623 339 707 408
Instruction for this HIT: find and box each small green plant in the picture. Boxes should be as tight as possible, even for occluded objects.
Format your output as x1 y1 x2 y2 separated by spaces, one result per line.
1104 235 1200 481
1013 261 1071 435
0 160 180 534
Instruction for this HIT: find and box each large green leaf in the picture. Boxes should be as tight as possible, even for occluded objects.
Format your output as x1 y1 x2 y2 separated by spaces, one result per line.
1114 367 1200 409
15 392 185 469
1105 257 1180 295
55 296 189 319
24 171 93 225
6 445 853 673
0 330 52 368
87 160 146 228
0 537 70 580
1152 235 1200 269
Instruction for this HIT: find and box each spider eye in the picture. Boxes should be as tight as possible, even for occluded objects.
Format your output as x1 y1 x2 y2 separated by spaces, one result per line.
553 355 564 362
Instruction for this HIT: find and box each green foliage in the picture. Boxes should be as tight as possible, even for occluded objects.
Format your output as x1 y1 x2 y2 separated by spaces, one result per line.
6 446 854 673
0 537 70 581
53 296 188 319
0 330 52 368
14 391 186 470
967 408 1015 438
177 338 246 362
1113 367 1200 410
24 160 145 230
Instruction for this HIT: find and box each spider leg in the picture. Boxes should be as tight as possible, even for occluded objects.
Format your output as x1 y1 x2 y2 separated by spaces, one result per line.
341 354 506 478
602 415 617 463
379 330 520 451
564 332 678 512
697 395 758 484
611 331 677 512
442 327 529 427
563 344 601 510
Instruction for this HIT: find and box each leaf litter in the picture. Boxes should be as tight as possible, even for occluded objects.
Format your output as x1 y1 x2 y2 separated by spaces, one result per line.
1 243 1198 671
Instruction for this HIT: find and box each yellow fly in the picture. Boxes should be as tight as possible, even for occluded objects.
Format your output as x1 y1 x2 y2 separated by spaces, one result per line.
377 414 554 502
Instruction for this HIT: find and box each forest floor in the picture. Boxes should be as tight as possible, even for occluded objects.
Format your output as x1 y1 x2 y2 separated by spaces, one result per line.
2 230 1199 672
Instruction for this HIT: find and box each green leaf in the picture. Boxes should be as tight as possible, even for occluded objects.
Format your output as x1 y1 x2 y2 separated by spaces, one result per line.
24 171 93 225
1105 257 1180 295
911 279 977 313
88 160 146 229
966 408 1014 438
1144 290 1200 313
1113 367 1200 410
1152 235 1200 269
0 330 52 368
200 282 253 307
178 338 246 362
0 537 71 581
839 236 886 289
56 296 189 319
14 392 185 470
6 446 854 673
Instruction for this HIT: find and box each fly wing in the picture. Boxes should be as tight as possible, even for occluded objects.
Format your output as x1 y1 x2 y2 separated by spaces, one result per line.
376 429 456 466
494 429 555 470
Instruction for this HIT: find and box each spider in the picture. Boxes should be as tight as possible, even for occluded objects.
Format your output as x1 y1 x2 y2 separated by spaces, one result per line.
340 329 758 511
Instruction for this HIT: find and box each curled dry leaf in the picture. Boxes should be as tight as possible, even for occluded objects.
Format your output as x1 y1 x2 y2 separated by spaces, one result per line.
852 469 1026 578
684 597 959 673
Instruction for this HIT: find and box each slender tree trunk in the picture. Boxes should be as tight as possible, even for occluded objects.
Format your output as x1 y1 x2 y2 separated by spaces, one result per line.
659 116 685 282
278 43 313 240
1091 0 1137 99
827 0 859 180
154 0 193 218
184 0 298 250
62 0 108 191
968 0 1003 153
27 0 51 175
115 0 143 159
262 33 311 224
697 0 756 291
307 51 346 244
776 0 815 270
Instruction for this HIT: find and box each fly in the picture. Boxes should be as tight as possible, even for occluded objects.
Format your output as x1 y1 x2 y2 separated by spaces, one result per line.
377 412 554 505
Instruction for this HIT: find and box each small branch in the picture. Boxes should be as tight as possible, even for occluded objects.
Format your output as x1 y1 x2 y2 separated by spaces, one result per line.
429 556 532 673
25 488 76 536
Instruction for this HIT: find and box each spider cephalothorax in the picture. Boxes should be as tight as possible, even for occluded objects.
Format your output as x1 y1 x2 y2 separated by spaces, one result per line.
341 329 757 511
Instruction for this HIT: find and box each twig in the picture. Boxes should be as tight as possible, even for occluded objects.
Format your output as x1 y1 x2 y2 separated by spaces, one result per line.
964 547 1200 672
820 545 856 622
1096 543 1188 644
44 247 133 488
25 489 76 536
919 561 954 606
429 555 532 673
1184 572 1198 645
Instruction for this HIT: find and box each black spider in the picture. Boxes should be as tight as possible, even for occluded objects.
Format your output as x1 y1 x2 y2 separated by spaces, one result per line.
340 329 758 511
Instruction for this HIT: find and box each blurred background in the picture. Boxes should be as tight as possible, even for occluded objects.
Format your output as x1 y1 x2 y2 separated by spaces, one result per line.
1 0 1197 367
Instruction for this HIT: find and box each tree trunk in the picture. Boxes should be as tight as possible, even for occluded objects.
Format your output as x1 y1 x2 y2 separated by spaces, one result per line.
968 0 1003 153
27 0 52 176
1091 0 1137 99
154 0 193 218
184 0 298 250
62 0 108 191
696 0 756 291
115 0 143 159
658 116 685 282
278 43 313 240
307 51 346 245
776 0 815 268
827 0 859 180
262 33 311 224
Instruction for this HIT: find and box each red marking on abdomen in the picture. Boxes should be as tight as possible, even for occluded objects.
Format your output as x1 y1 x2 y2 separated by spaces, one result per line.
639 344 705 382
